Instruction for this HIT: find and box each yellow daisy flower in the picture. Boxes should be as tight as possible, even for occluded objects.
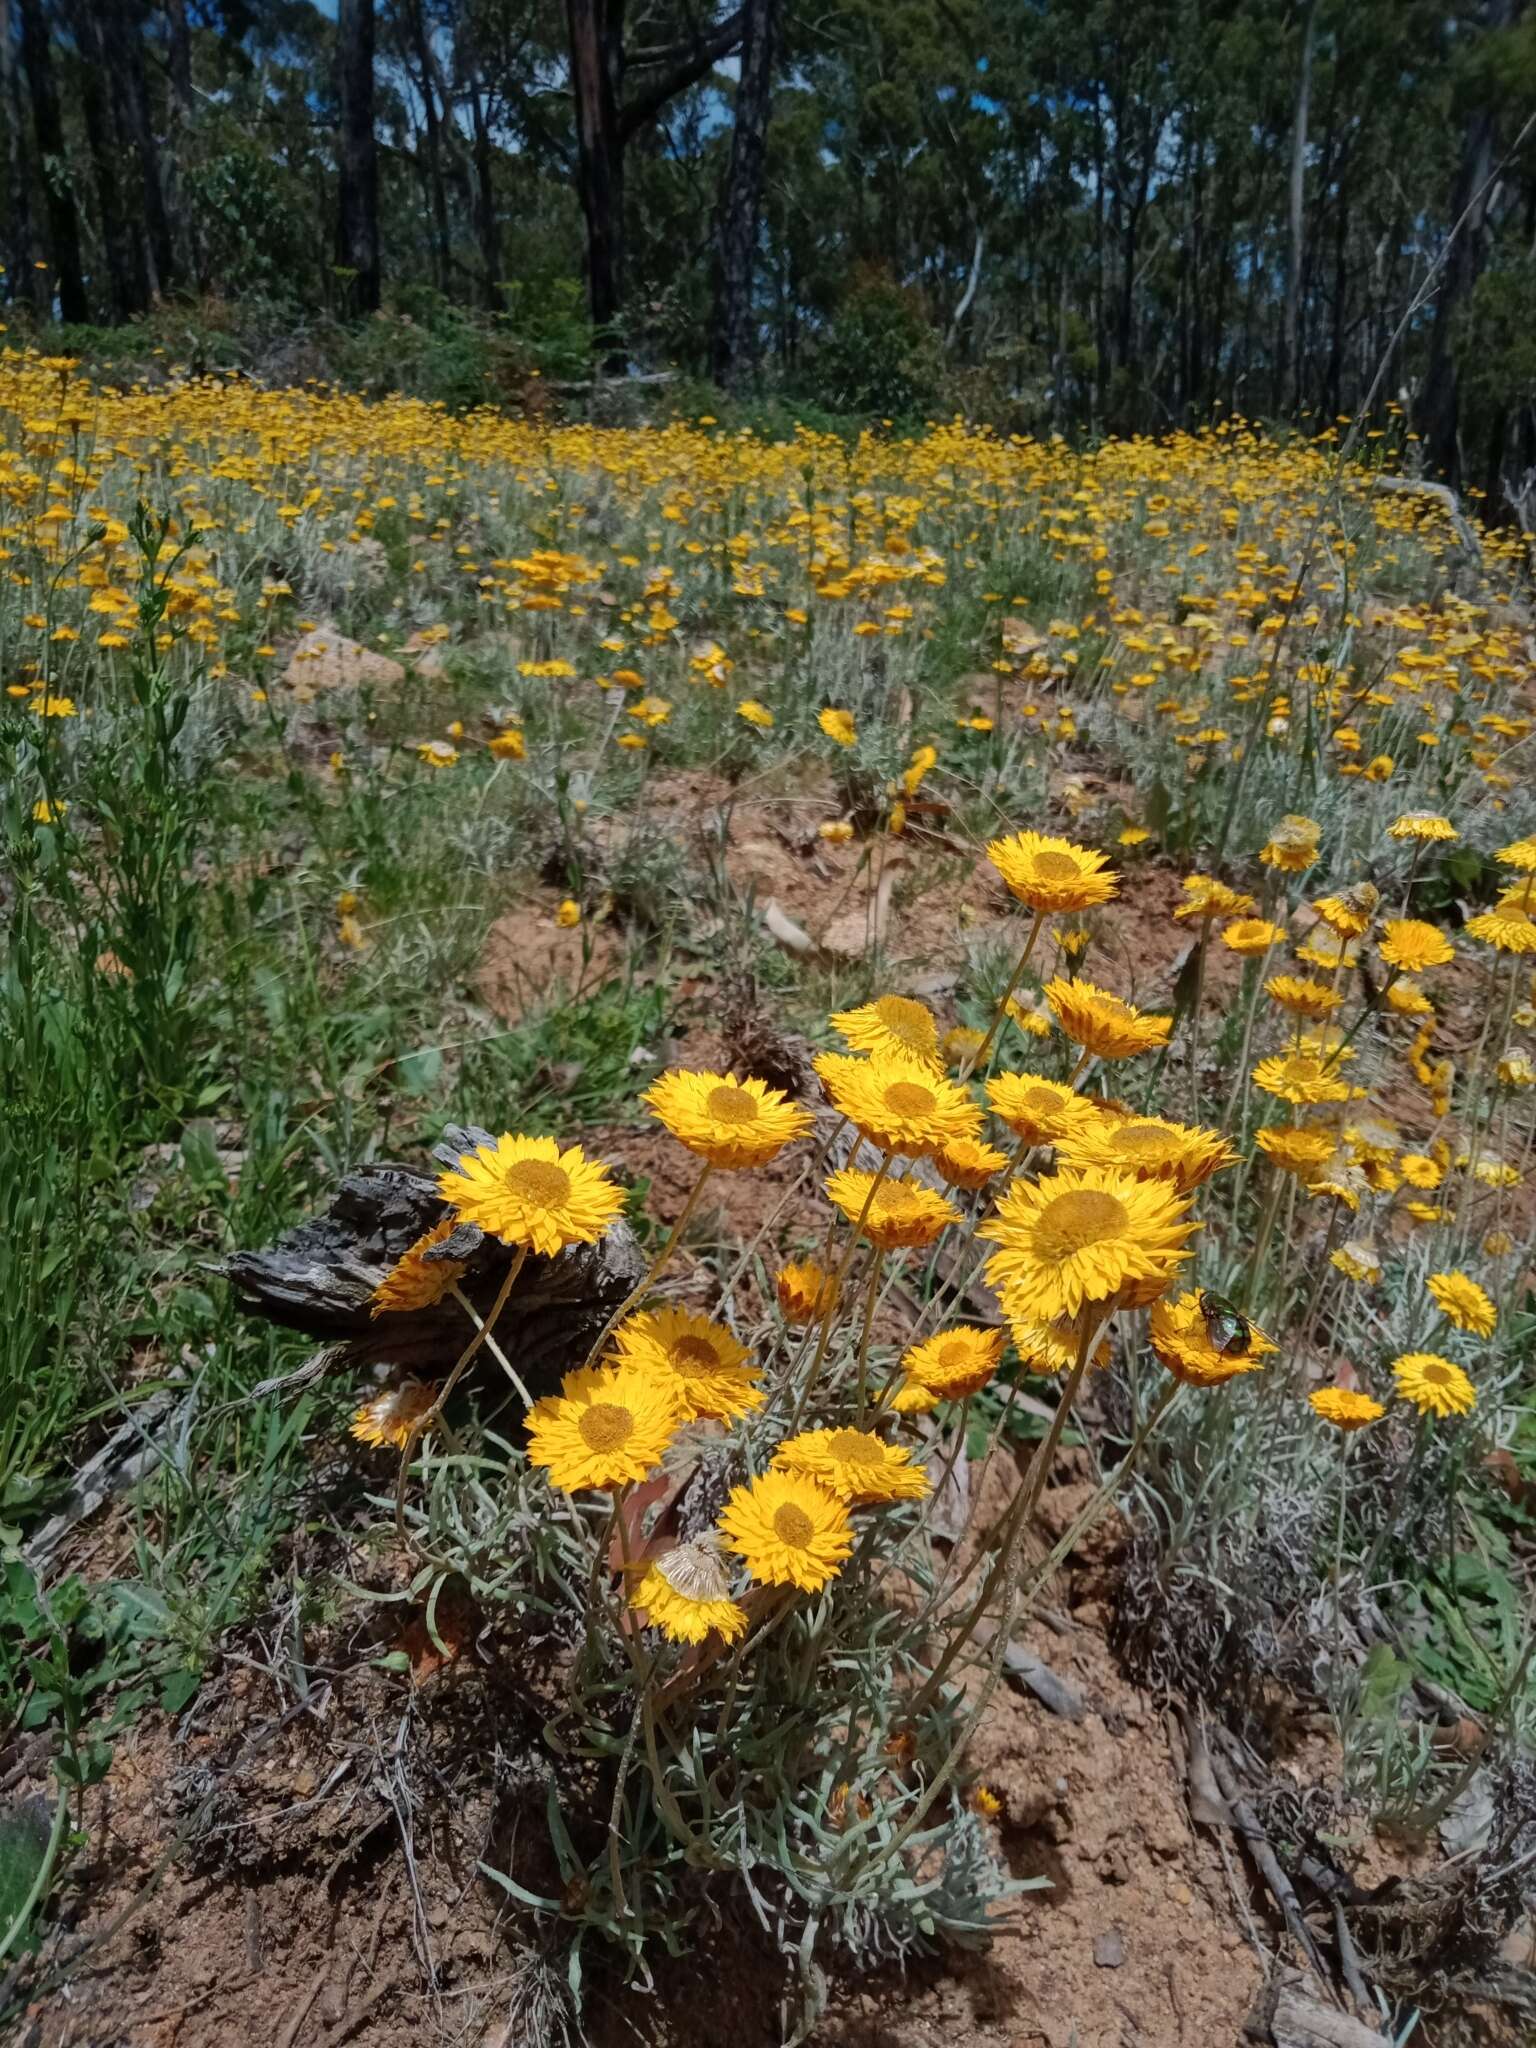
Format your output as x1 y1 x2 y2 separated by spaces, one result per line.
1386 978 1435 1018
1331 1240 1381 1284
813 1050 981 1158
1392 1352 1476 1418
773 1427 931 1505
1387 811 1457 843
1044 976 1172 1061
631 1544 747 1645
1265 974 1345 1021
986 830 1119 913
1174 875 1255 921
1255 1124 1338 1182
981 1166 1196 1323
1150 1290 1272 1387
736 699 774 729
526 1361 679 1493
829 993 941 1067
824 1169 962 1249
438 1134 625 1256
819 707 857 747
894 1325 1006 1405
1466 890 1536 955
1005 994 1053 1039
1426 1271 1496 1338
1259 815 1322 871
718 1470 853 1592
985 1070 1095 1145
933 1135 1011 1191
1309 1386 1385 1430
611 1307 762 1422
1007 1312 1111 1377
1495 836 1536 872
776 1259 839 1325
1313 888 1378 939
1251 1051 1355 1107
371 1217 467 1314
1378 920 1454 973
351 1379 437 1449
1055 1113 1237 1193
1222 917 1285 956
643 1069 813 1169
1399 1152 1443 1189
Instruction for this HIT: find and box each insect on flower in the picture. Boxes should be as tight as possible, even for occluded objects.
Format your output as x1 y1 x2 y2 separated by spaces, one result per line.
1196 1289 1270 1358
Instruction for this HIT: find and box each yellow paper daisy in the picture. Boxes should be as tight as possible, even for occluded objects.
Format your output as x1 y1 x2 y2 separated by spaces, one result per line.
1392 1352 1476 1418
981 1166 1196 1323
1150 1291 1272 1387
895 1324 1006 1403
824 1168 962 1250
1309 1386 1385 1430
776 1259 839 1325
351 1379 437 1449
1005 1312 1111 1377
526 1361 679 1493
1425 1271 1496 1338
438 1134 625 1256
1174 875 1255 921
1387 811 1457 843
1259 815 1322 871
1266 974 1345 1021
987 831 1118 914
371 1217 467 1314
610 1307 763 1422
813 1050 981 1158
1055 1113 1237 1193
933 1135 1011 1191
631 1544 747 1645
829 994 941 1067
1251 1051 1355 1107
1331 1240 1381 1284
1255 1124 1338 1182
718 1470 853 1592
1222 917 1285 956
1313 888 1378 939
1044 976 1172 1061
1496 836 1536 872
985 1070 1096 1146
773 1427 931 1505
643 1069 813 1169
1466 890 1536 955
1378 920 1454 973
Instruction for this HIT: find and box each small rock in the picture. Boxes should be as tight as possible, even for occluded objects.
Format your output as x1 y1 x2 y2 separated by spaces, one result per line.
1093 1927 1126 1968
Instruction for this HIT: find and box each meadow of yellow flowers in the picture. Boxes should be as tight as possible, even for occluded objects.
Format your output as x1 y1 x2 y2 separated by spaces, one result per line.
4 345 1534 2032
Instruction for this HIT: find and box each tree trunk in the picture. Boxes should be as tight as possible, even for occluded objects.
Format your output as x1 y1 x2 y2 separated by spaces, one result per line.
101 0 176 300
335 0 381 312
15 0 88 320
465 56 502 308
709 0 779 388
69 0 144 317
566 0 625 343
404 0 451 293
162 0 198 285
1282 0 1317 414
1422 0 1511 479
1 0 47 311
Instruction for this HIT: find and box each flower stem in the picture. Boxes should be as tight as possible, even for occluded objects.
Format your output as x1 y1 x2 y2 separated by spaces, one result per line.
960 909 1045 1080
394 1245 526 1542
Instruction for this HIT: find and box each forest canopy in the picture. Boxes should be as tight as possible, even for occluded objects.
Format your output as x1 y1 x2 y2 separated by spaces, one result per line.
3 0 1535 505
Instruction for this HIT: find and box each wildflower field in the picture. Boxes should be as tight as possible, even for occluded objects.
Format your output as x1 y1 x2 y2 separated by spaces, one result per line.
3 348 1536 2047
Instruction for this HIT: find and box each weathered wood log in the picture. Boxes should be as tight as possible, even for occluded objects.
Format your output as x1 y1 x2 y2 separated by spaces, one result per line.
224 1125 646 1394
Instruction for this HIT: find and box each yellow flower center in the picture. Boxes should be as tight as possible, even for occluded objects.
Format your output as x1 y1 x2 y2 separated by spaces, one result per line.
883 1080 937 1118
707 1083 760 1124
826 1428 882 1464
502 1157 572 1207
937 1337 975 1372
1035 1188 1128 1259
578 1402 634 1453
773 1503 815 1547
1022 1084 1065 1113
1419 1360 1452 1386
874 994 934 1051
1032 850 1081 879
1115 1123 1177 1158
670 1335 720 1371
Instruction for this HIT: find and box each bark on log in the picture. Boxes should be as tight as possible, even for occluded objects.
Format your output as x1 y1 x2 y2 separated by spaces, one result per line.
224 1125 646 1394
